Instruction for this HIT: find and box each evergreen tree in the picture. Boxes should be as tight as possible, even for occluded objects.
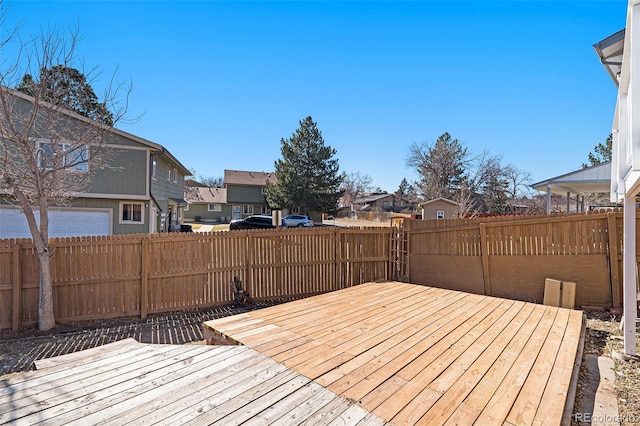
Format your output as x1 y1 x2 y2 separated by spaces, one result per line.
16 65 114 125
395 178 411 198
266 116 344 214
407 132 468 200
481 171 510 214
583 134 612 168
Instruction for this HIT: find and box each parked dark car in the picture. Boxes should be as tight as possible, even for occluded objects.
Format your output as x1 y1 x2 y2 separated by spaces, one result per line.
229 215 276 230
170 223 193 232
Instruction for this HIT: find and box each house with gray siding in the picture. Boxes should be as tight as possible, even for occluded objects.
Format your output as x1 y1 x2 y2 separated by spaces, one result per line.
224 170 275 220
183 186 232 223
0 90 190 238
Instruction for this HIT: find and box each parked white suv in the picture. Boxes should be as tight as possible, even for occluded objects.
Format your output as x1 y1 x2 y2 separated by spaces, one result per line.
283 214 314 227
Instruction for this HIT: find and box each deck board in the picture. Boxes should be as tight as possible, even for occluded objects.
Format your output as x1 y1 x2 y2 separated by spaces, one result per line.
0 339 388 425
3 281 584 425
203 281 585 425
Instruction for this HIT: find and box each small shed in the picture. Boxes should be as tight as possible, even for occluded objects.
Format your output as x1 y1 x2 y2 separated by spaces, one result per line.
420 198 460 219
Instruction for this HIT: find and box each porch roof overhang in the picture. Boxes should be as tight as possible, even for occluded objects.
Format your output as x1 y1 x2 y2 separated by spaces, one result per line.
593 29 625 87
531 162 611 196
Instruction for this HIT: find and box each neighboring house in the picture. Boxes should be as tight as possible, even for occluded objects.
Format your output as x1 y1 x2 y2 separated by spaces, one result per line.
224 170 276 220
183 186 232 223
350 193 410 213
0 91 190 239
420 198 460 219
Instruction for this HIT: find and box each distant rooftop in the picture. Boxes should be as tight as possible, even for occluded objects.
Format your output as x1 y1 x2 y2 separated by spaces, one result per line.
184 186 227 204
224 170 276 186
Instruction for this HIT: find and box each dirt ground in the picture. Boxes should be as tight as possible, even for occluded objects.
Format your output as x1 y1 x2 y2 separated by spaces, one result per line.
577 310 640 426
1 305 639 425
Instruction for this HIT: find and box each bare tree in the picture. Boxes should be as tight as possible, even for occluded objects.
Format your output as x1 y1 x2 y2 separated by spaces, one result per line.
200 176 223 188
455 181 480 218
0 14 128 330
340 171 373 208
504 165 532 199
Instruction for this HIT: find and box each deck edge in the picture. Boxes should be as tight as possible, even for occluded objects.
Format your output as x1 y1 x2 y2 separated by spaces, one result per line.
562 312 587 425
202 321 242 345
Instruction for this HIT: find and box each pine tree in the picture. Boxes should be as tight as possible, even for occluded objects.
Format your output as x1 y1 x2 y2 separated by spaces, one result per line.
583 134 612 168
395 178 410 198
16 65 114 125
407 132 468 200
266 116 344 214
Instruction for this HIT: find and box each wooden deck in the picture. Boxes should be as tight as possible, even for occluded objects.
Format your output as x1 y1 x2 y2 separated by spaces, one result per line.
0 338 387 425
203 281 586 426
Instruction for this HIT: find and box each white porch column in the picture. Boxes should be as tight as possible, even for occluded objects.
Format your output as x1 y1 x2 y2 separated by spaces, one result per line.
623 196 637 356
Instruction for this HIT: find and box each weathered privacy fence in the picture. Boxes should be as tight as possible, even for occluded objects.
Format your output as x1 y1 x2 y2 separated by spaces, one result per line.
1 227 390 330
1 210 633 330
403 210 628 310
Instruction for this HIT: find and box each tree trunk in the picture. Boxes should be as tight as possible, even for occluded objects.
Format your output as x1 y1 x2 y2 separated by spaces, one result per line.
38 250 56 331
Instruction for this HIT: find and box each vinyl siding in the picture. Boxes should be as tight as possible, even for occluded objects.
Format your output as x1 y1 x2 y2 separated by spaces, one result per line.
85 147 148 196
226 184 268 204
183 203 233 222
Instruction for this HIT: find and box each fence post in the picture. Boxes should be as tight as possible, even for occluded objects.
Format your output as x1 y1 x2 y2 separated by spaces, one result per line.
11 242 22 331
479 223 492 296
140 238 149 319
276 235 282 293
607 212 622 309
406 219 412 283
246 232 253 296
335 227 341 290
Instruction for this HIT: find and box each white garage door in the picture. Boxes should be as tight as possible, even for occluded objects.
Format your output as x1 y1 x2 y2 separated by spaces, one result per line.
0 208 111 239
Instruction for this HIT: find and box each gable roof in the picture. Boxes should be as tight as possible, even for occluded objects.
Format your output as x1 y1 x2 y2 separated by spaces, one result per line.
184 187 227 204
531 162 611 195
224 170 276 186
353 193 394 204
419 197 460 207
4 87 191 176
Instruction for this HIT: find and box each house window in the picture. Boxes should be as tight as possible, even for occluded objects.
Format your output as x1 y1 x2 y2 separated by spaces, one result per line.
173 168 178 183
183 204 189 211
260 205 271 215
167 165 172 181
120 202 144 224
152 160 157 179
291 206 301 214
38 141 88 171
208 204 222 212
436 210 445 219
261 186 267 194
243 205 254 215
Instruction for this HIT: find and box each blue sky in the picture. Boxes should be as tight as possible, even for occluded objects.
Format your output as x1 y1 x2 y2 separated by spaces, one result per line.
2 0 628 193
